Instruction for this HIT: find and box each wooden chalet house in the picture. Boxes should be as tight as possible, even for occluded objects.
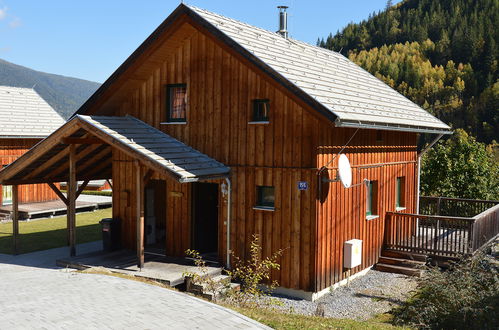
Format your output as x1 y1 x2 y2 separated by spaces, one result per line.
0 86 64 211
0 5 453 299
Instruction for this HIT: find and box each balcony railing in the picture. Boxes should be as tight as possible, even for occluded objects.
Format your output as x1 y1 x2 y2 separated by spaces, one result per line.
384 197 499 257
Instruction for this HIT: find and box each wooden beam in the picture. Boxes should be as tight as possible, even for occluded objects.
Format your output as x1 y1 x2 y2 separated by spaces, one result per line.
47 182 69 206
62 137 104 145
68 144 76 257
12 185 19 255
106 179 113 190
136 160 144 268
76 151 112 178
47 144 103 179
26 147 70 179
76 180 90 199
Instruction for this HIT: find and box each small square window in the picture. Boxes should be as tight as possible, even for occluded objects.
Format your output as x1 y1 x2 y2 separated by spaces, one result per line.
252 99 270 122
166 84 187 122
366 180 378 217
396 177 406 209
256 186 274 208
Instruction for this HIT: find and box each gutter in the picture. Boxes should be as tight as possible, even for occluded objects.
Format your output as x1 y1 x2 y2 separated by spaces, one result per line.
224 177 232 269
416 133 445 214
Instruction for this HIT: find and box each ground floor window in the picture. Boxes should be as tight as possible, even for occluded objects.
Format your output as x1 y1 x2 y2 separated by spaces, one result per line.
255 186 275 209
366 180 378 218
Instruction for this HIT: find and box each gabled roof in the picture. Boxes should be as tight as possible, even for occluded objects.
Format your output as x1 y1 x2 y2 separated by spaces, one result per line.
0 115 230 185
75 4 450 134
0 86 65 138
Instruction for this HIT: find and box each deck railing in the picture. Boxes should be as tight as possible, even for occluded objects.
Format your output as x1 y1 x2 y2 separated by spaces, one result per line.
419 196 499 217
385 212 475 256
385 196 499 257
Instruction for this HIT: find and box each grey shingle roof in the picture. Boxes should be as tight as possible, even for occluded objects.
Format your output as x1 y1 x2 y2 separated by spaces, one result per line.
79 115 230 182
0 86 65 138
189 6 451 133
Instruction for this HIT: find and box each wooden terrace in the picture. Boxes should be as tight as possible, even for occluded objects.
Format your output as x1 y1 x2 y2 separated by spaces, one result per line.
383 196 499 261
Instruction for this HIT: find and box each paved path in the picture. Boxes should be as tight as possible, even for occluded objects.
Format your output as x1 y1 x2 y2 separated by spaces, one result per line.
0 243 268 329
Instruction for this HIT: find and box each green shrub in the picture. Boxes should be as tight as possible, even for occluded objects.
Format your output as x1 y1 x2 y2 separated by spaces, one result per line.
392 251 499 329
61 190 112 196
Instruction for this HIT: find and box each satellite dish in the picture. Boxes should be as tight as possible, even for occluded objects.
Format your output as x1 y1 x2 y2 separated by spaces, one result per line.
338 154 352 188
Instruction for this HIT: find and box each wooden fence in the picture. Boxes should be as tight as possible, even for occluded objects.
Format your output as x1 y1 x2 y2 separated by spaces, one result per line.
420 196 499 218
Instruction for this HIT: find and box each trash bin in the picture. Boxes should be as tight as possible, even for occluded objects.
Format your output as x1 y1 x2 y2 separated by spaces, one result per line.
100 218 121 252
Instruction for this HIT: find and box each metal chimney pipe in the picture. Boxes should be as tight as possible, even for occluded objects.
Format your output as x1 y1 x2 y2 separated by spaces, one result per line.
277 6 288 38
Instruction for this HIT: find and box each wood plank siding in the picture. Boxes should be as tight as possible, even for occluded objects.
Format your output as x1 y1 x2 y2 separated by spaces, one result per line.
88 21 418 292
0 139 58 205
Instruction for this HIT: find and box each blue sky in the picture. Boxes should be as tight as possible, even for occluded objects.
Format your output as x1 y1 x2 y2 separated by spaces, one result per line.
0 0 399 83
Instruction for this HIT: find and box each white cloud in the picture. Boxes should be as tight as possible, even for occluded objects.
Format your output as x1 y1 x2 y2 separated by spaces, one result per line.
0 7 7 20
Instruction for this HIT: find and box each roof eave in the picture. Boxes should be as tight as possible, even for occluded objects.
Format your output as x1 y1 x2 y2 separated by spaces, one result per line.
335 119 452 135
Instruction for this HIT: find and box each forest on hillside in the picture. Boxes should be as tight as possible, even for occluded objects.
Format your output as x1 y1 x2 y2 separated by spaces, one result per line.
318 0 498 144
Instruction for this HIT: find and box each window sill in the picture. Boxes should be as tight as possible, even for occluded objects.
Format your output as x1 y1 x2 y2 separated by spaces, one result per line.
366 215 379 221
253 206 275 212
160 122 187 125
248 121 270 125
395 207 406 212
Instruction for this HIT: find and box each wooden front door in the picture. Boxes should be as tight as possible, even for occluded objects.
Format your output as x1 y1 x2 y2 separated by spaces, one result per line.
144 180 166 250
192 183 219 256
2 185 12 205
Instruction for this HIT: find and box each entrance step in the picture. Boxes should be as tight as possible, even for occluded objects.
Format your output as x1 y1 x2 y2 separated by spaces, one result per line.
378 256 426 268
381 249 428 262
375 263 423 277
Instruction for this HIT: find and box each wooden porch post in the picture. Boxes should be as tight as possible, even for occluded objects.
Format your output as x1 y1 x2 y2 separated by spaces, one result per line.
135 160 144 268
68 144 76 256
12 185 19 255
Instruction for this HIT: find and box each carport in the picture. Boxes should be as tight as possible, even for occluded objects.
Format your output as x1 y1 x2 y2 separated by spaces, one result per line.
0 115 230 267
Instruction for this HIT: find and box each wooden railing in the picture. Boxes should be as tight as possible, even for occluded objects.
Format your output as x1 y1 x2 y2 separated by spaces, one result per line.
420 196 499 217
385 212 475 256
471 203 499 251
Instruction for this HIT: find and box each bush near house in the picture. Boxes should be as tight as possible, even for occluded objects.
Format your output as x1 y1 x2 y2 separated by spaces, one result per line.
392 242 499 329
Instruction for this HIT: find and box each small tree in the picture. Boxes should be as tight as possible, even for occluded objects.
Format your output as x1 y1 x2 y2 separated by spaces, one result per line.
421 129 499 200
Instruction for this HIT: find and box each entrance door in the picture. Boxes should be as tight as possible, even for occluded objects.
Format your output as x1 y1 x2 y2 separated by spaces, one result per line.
2 185 12 205
192 183 219 256
144 180 166 250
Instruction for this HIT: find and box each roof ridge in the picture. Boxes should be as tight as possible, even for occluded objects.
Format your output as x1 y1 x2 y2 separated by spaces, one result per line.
186 4 343 57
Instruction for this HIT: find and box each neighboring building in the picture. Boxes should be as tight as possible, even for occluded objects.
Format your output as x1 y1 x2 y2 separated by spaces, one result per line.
0 86 65 206
0 5 451 299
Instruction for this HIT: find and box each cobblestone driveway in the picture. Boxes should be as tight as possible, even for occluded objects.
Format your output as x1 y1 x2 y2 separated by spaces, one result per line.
0 243 267 329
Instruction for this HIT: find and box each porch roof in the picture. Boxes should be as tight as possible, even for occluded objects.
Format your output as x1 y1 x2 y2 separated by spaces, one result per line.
0 115 230 185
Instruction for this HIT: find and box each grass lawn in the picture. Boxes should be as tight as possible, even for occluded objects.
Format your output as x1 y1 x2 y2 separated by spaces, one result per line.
0 208 111 254
230 306 407 330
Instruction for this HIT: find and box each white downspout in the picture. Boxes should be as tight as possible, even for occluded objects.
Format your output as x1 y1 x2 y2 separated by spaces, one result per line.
224 177 232 269
416 134 444 214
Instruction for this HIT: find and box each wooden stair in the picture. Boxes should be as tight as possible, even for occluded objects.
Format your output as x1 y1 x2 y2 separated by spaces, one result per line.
375 249 428 276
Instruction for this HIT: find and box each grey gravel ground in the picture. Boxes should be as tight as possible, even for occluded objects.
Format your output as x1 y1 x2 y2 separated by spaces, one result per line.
271 270 417 321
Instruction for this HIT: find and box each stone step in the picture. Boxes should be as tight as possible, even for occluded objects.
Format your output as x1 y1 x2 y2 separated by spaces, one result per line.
378 256 426 268
381 249 428 262
375 263 423 277
186 273 240 301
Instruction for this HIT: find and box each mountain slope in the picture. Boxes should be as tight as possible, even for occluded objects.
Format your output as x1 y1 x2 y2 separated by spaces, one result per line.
318 0 498 143
0 59 100 119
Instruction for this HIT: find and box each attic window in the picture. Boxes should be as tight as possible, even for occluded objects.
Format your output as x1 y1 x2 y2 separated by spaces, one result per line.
251 99 270 123
166 84 187 122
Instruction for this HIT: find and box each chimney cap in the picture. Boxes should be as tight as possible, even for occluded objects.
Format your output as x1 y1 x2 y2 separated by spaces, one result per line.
277 5 289 9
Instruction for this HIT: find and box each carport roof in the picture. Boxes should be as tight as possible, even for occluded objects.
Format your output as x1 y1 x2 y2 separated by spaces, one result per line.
0 115 230 184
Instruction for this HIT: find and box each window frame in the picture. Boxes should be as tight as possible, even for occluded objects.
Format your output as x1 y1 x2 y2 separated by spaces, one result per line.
251 99 270 122
255 185 275 210
166 83 187 123
366 180 378 218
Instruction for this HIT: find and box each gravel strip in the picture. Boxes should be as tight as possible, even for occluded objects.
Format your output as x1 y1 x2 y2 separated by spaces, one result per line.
270 270 417 320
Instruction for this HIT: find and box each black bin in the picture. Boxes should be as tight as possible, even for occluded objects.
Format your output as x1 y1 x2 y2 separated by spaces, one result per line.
100 218 121 252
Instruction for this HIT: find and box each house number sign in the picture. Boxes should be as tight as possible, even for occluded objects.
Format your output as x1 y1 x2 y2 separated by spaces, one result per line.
298 181 308 191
